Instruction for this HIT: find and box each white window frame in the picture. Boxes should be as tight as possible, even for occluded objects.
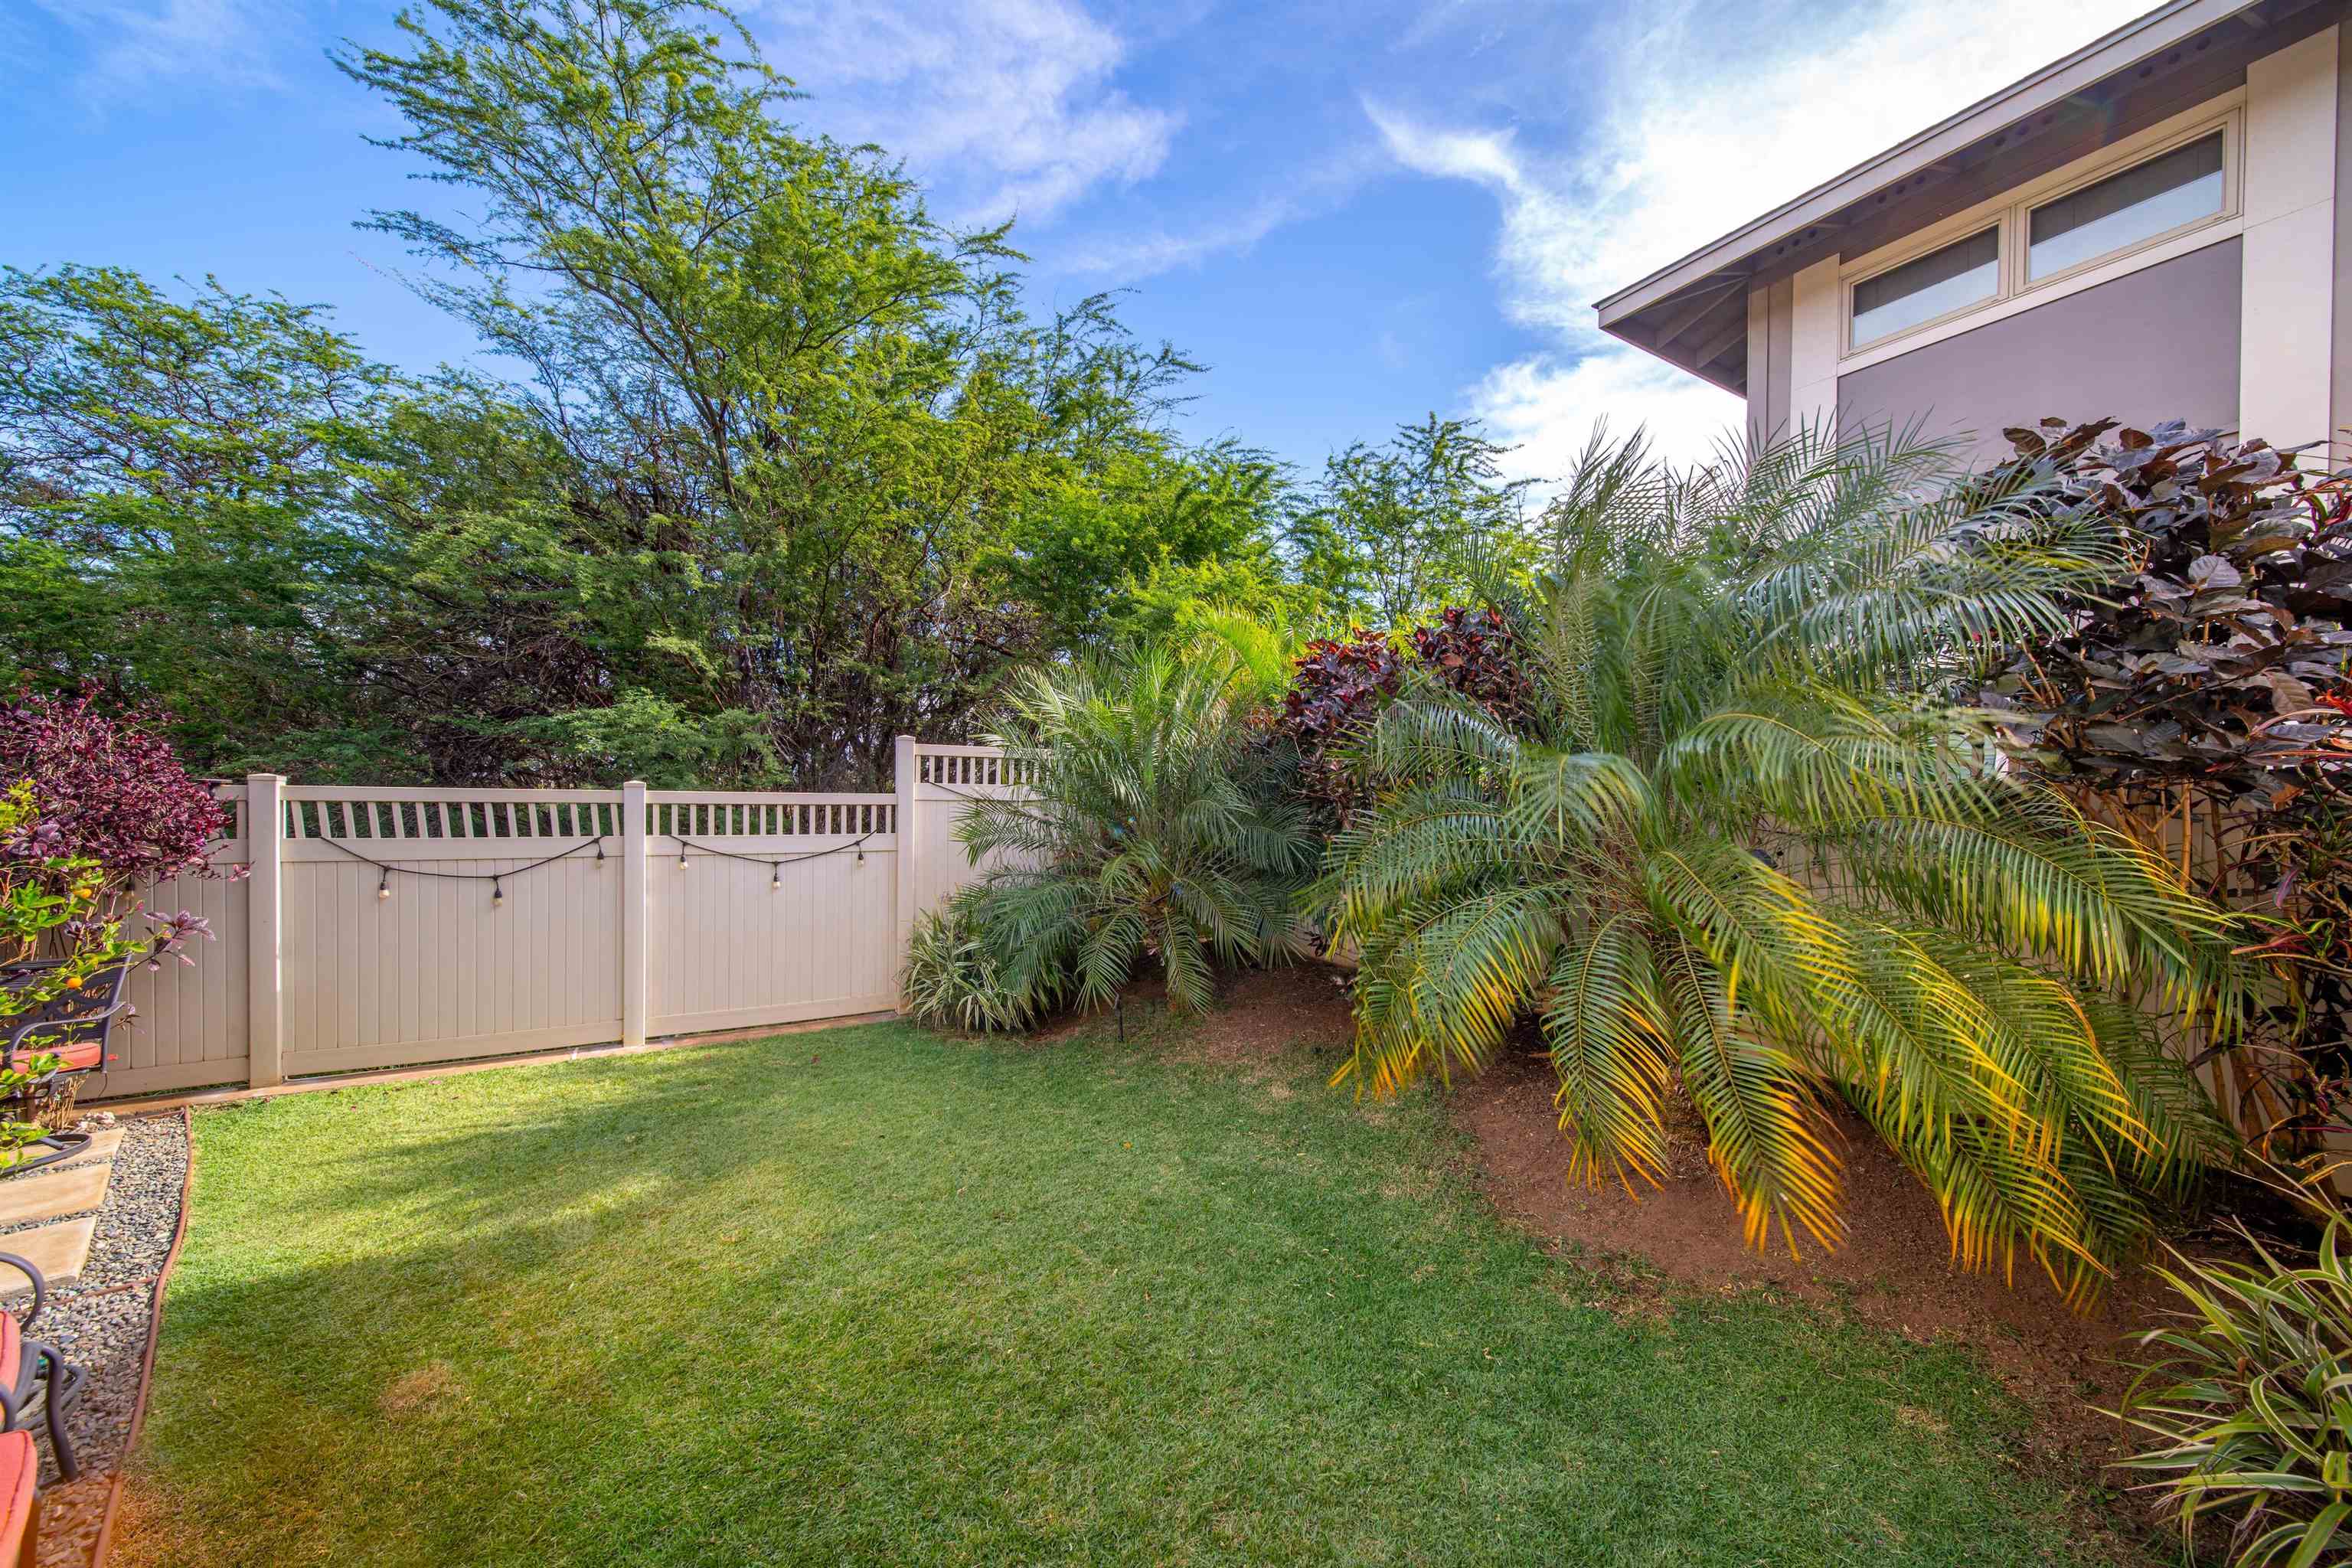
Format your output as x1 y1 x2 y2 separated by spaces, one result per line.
1838 93 2244 368
1844 222 2007 354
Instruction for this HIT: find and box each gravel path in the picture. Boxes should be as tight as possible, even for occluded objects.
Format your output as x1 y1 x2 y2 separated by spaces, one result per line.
0 1116 191 1568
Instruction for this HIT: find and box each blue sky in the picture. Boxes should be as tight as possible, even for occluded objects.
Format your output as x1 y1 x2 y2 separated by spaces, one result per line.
4 0 2148 482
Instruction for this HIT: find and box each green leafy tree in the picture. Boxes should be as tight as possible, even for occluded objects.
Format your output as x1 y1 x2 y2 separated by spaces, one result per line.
1320 426 2243 1301
0 265 392 768
1290 413 1537 629
332 0 1200 786
953 642 1317 1018
995 437 1296 652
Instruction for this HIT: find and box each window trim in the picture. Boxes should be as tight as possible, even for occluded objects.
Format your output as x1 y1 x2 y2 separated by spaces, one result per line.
2019 122 2236 292
1838 94 2243 366
1845 221 2008 354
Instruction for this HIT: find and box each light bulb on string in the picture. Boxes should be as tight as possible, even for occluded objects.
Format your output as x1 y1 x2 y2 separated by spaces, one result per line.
377 869 391 901
491 877 505 909
770 863 782 891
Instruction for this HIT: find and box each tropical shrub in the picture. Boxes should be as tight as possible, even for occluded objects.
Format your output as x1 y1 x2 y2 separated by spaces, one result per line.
1971 420 2352 1152
1276 631 1403 823
899 897 1042 1033
954 642 1318 1018
0 689 227 916
2114 1173 2352 1566
1273 609 1535 827
1409 605 1531 727
0 782 136 1119
1320 426 2242 1299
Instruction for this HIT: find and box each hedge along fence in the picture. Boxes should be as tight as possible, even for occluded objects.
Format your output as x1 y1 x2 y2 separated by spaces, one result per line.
103 739 1024 1099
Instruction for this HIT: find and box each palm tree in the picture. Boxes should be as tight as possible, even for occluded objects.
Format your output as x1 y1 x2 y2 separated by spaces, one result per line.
1320 424 2243 1302
956 641 1317 1018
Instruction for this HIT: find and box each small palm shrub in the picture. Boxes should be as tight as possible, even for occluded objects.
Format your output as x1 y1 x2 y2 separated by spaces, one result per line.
900 896 1042 1032
2115 1184 2352 1566
954 642 1317 1018
1320 426 2244 1300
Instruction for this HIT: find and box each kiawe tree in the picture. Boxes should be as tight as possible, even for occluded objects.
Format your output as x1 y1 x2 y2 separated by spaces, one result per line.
329 0 1214 786
1289 413 1537 629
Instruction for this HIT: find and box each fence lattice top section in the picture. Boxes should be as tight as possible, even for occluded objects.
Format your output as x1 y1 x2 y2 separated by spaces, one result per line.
916 746 1035 792
283 789 622 844
206 744 996 856
649 795 894 841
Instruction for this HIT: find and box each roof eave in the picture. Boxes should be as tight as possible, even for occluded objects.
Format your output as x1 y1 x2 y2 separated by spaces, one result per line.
1592 0 2258 328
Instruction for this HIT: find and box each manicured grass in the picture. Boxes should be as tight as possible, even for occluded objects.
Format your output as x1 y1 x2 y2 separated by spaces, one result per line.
126 1012 2102 1566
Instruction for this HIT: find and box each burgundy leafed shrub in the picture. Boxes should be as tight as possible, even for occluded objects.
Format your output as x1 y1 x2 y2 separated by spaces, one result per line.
1273 632 1402 822
0 690 228 910
1411 606 1531 724
1971 417 2352 1148
1271 607 1535 826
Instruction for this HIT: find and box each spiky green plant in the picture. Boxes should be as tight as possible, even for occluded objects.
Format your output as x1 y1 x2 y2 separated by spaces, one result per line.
956 642 1317 1018
1320 423 2243 1302
2114 1184 2352 1567
899 895 1043 1032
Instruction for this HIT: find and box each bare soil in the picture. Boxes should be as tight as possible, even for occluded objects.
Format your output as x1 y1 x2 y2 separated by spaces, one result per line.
1131 965 2230 1563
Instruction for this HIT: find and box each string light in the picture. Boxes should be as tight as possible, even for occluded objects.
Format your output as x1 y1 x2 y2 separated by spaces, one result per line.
316 828 877 913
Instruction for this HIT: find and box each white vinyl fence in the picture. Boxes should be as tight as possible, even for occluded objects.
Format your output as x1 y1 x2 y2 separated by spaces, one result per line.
104 737 1026 1099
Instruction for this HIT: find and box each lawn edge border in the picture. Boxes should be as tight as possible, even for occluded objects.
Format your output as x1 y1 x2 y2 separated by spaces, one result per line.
88 1011 900 1116
85 1106 193 1568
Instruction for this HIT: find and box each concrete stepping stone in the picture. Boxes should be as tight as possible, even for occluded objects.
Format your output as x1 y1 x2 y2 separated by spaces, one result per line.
0 1165 109 1229
66 1128 123 1165
0 1217 96 1288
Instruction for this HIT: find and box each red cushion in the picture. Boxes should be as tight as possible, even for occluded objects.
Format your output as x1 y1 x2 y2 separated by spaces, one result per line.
0 1430 33 1558
45 1042 101 1074
0 1311 18 1396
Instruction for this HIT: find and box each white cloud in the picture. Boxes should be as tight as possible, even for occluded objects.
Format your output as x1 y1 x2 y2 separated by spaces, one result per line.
31 0 287 102
748 0 1178 227
1370 0 2153 477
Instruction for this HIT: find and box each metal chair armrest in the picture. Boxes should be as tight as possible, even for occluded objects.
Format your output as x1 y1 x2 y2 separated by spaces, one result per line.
0 1257 46 1331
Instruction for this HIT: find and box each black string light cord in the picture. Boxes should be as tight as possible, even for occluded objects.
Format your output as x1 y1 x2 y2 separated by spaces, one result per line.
668 830 878 886
306 828 880 904
309 832 610 906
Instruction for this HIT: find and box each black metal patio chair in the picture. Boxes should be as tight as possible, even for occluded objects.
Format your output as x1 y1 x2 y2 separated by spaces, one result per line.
0 1255 83 1482
0 961 128 1176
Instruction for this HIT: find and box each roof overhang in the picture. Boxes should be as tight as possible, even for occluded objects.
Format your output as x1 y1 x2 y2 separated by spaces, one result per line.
1594 0 2331 397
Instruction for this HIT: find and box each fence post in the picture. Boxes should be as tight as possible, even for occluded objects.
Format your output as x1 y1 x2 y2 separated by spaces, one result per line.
245 773 285 1089
893 735 919 999
622 779 648 1047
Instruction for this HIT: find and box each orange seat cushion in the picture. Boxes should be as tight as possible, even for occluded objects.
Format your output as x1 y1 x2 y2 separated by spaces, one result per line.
0 1429 34 1559
0 1310 18 1396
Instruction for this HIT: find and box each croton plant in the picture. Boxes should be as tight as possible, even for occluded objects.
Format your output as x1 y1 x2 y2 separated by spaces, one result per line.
1273 606 1534 827
1971 418 2352 1145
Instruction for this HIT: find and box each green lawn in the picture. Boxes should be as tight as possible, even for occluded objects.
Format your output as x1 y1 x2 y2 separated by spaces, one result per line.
127 1011 2109 1566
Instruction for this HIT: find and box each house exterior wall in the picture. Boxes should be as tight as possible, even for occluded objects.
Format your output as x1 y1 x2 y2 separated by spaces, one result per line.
1834 241 2242 461
1746 24 2342 459
2241 26 2338 446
